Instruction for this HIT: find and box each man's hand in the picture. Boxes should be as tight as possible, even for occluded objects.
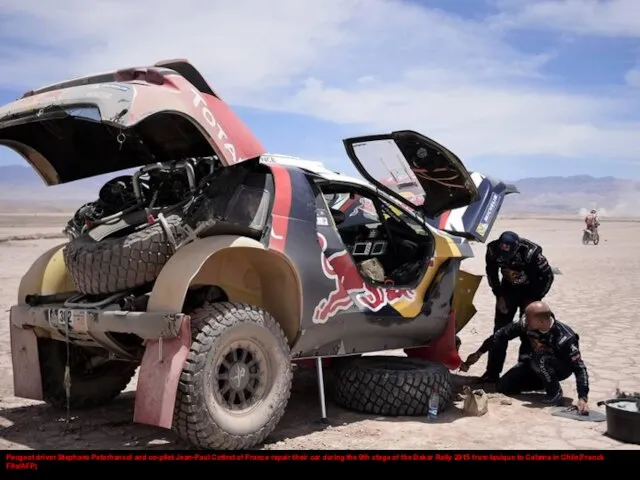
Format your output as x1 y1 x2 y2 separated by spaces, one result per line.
496 297 508 314
577 398 589 415
460 352 482 372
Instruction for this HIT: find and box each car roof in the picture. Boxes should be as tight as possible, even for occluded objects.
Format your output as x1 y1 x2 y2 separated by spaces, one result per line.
259 153 373 188
258 152 443 229
257 153 474 246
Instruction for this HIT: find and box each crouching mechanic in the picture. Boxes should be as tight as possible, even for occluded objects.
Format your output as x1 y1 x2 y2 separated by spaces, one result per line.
461 302 590 413
482 231 554 383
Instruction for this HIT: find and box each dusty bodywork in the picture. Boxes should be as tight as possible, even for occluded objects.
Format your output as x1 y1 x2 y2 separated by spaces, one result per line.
1 60 518 450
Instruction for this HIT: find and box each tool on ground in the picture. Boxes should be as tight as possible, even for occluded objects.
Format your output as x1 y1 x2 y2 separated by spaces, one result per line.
551 405 605 422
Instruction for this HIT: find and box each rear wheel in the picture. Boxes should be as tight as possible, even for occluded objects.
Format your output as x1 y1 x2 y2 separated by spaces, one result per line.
173 302 292 450
38 339 137 409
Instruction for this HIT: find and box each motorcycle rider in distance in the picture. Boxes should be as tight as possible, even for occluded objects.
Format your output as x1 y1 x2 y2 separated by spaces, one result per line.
585 209 600 233
481 231 555 383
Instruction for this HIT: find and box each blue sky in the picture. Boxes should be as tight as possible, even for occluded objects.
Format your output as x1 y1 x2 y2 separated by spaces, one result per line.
1 0 640 181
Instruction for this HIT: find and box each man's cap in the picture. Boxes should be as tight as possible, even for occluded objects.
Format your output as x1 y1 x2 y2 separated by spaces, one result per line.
498 231 519 247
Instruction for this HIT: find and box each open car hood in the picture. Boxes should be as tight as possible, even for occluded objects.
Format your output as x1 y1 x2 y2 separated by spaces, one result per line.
342 130 518 242
0 59 265 185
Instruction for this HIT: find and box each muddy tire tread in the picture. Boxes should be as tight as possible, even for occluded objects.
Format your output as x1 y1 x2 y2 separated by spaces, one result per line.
63 214 186 295
173 302 292 450
332 356 452 416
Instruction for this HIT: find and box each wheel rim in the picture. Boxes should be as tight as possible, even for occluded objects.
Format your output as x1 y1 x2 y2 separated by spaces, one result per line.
211 340 268 411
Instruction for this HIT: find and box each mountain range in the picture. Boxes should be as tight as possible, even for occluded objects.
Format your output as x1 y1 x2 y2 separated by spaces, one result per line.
501 175 640 217
0 165 638 217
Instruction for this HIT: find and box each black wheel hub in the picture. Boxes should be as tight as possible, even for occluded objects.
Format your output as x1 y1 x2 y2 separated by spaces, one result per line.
216 346 263 410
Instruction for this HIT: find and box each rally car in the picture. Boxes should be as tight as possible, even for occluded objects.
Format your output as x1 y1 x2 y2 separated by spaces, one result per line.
0 60 517 450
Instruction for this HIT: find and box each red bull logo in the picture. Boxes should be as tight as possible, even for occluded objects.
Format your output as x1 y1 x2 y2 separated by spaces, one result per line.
312 233 417 324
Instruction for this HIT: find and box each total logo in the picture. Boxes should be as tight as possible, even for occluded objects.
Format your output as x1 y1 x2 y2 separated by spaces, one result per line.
189 86 238 164
312 233 416 324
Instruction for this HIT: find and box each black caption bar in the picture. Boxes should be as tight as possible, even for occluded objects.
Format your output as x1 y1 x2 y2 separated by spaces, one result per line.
3 449 634 473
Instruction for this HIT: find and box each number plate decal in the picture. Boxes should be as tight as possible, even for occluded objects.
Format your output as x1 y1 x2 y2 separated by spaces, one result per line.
47 309 92 333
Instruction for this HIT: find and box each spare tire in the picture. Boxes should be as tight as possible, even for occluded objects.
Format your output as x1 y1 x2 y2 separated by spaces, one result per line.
332 356 452 416
63 213 187 295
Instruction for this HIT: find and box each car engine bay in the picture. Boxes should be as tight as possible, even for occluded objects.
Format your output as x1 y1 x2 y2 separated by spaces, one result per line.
63 157 217 240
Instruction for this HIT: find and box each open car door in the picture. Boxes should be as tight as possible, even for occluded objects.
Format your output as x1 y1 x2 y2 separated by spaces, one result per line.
342 130 518 242
427 172 519 242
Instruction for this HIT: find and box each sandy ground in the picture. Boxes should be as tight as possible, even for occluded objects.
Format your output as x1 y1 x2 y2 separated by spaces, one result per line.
0 213 639 451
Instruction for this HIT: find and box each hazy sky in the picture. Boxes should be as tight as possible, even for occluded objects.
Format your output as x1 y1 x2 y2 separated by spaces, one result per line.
1 0 640 180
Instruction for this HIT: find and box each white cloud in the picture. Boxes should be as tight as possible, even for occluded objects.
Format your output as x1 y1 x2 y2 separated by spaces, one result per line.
0 0 360 98
624 68 640 87
1 0 640 164
489 0 640 37
282 77 640 160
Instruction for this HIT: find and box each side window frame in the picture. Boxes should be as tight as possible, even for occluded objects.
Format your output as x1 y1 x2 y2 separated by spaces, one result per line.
374 189 430 238
316 180 435 289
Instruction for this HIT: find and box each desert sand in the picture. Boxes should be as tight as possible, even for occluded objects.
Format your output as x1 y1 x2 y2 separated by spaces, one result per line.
0 212 639 451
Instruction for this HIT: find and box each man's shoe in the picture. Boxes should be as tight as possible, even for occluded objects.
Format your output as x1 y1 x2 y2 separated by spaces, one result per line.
480 372 499 384
542 388 564 405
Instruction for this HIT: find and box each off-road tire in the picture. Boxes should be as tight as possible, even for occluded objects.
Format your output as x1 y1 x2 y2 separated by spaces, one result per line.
593 233 600 245
38 339 137 409
63 214 186 295
582 231 589 245
173 303 292 450
332 356 452 416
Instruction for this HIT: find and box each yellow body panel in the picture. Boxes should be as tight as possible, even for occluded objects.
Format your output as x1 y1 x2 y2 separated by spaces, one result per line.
390 230 464 318
147 235 303 345
17 243 74 303
452 270 482 332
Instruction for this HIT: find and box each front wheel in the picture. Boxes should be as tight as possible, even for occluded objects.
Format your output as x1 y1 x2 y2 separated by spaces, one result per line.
593 233 600 245
173 303 292 450
582 231 589 245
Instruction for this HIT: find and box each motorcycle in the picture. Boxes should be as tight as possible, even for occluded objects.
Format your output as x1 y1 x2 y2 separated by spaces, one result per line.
582 228 600 245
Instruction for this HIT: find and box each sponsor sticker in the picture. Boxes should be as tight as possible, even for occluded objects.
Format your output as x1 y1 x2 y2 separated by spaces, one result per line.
312 233 416 324
481 192 500 225
475 192 501 236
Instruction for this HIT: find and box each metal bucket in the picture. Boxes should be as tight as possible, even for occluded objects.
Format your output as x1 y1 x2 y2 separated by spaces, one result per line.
597 397 640 445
